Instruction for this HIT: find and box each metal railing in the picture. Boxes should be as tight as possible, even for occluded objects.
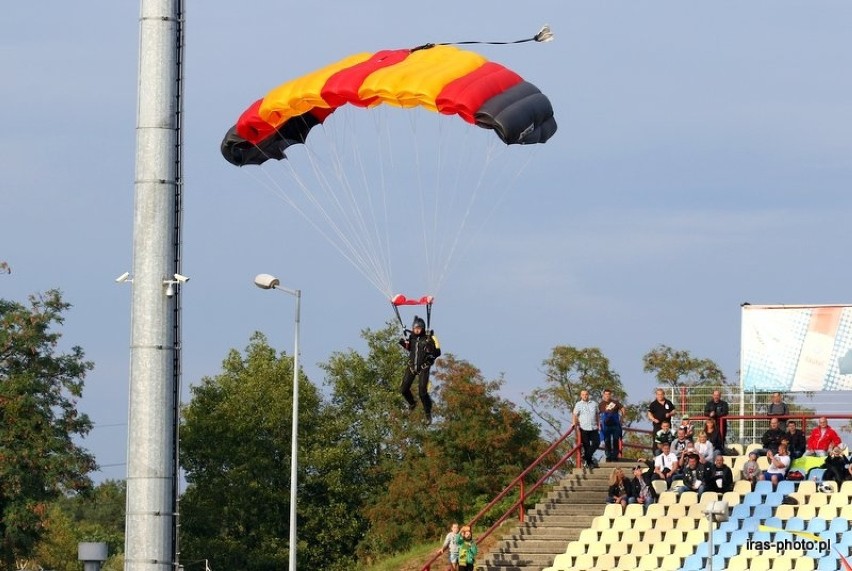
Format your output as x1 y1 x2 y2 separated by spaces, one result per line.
419 425 581 571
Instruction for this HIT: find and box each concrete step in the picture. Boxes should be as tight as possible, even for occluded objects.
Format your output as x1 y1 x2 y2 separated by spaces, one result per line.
477 468 611 571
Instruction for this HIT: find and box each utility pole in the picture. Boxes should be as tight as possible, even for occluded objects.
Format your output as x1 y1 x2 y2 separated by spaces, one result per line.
125 1 185 570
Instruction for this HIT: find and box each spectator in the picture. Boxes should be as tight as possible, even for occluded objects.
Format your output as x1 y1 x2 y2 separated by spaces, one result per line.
821 446 851 484
653 441 679 486
805 417 842 457
573 390 600 469
761 417 786 454
655 420 676 451
694 431 715 464
704 389 729 444
677 454 705 495
761 442 791 488
767 392 790 418
607 467 630 507
705 454 734 494
628 461 656 508
678 415 695 439
785 420 806 460
599 388 625 461
648 389 675 434
703 418 724 455
677 439 699 474
437 522 460 571
456 526 477 571
741 451 762 489
671 427 693 458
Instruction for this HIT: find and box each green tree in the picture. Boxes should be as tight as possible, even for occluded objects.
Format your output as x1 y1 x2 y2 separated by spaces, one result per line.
525 346 629 436
0 290 96 567
360 354 545 558
179 333 363 571
32 480 125 571
642 344 728 388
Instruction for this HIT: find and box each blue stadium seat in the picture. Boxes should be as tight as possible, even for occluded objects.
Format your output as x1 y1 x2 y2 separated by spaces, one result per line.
817 556 839 571
773 531 794 543
764 491 784 505
754 480 774 494
716 542 739 559
776 481 795 495
711 529 727 544
764 516 782 529
806 517 827 533
828 518 850 533
682 553 705 571
730 530 749 546
807 468 826 482
740 518 760 532
719 519 738 533
752 504 772 520
786 517 806 531
751 530 771 542
731 504 751 520
743 492 765 506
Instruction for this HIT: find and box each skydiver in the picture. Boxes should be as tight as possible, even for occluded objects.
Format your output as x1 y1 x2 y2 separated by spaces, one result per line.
398 316 441 425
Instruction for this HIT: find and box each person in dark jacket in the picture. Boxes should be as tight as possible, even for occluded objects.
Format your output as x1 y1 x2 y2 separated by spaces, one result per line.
704 454 734 494
628 460 657 508
821 447 851 483
785 420 806 460
399 316 441 424
761 417 786 454
704 389 730 444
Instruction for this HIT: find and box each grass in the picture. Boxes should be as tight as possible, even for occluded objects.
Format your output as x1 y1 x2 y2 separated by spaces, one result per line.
359 542 439 571
359 519 516 571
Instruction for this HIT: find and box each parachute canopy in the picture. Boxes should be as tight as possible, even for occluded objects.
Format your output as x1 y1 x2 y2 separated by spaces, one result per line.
221 44 556 166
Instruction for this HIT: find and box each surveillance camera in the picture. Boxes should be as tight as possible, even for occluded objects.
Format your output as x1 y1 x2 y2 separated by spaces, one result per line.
115 272 131 283
165 283 175 298
173 273 190 283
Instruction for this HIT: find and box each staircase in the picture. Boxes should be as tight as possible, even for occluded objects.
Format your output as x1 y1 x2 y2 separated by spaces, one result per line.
478 461 619 571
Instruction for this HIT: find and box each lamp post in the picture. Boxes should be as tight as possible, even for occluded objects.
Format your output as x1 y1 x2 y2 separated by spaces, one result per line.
254 273 301 570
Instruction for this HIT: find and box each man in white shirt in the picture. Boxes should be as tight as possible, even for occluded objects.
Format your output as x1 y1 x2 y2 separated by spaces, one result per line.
762 442 791 489
653 442 680 486
573 389 600 469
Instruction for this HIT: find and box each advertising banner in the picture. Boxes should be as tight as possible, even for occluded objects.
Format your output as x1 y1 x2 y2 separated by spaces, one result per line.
740 304 852 391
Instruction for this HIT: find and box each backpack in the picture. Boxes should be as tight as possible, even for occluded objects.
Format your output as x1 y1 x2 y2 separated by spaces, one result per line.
786 470 804 481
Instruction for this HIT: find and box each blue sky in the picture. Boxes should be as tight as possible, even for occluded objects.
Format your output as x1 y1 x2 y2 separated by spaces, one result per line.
2 1 851 481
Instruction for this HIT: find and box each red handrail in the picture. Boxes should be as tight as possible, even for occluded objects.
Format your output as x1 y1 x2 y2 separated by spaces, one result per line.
419 425 580 571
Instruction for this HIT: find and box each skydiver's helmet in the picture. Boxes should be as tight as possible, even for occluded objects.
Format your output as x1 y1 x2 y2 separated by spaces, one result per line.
412 317 426 332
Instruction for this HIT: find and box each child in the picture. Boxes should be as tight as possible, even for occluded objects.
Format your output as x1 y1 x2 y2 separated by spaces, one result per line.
457 525 478 571
438 522 460 571
742 451 761 489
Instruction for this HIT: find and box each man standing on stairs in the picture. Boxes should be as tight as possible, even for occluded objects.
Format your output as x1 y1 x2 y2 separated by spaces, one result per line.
599 388 625 462
573 389 600 469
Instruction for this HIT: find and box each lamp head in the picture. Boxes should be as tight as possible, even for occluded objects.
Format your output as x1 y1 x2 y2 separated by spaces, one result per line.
254 273 280 290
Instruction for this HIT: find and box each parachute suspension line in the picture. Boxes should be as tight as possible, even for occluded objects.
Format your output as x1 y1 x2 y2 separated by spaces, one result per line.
315 115 395 294
246 149 395 298
295 147 393 297
431 137 539 291
412 25 554 51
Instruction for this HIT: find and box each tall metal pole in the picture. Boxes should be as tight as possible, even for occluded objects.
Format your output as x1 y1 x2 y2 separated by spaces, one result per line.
125 1 183 570
254 274 301 570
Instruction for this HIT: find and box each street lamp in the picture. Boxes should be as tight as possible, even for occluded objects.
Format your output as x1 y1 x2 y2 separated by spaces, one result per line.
254 273 301 570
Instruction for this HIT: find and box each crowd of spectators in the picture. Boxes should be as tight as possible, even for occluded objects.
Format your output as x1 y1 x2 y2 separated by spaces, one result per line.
602 390 850 508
